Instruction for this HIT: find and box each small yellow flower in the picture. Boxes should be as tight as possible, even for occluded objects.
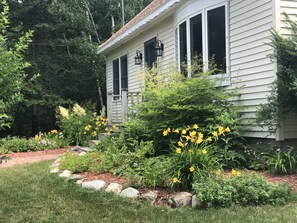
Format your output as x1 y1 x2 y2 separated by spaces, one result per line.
173 129 179 133
212 131 218 138
34 134 39 140
193 124 199 129
218 126 224 135
188 149 194 154
83 132 87 135
94 141 100 145
201 149 207 155
50 129 58 134
189 131 196 137
225 127 231 132
167 128 171 133
181 130 187 135
176 148 182 154
206 137 212 142
172 177 181 184
91 131 97 137
163 129 169 136
216 169 222 176
236 171 241 177
185 135 191 141
231 169 241 176
177 141 184 147
231 169 237 175
189 166 195 172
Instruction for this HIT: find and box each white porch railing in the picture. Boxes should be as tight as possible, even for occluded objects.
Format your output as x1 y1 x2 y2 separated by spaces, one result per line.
107 90 142 124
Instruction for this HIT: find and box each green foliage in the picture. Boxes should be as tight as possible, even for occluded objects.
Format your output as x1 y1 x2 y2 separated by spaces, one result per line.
128 69 241 154
59 152 94 173
192 173 293 209
257 14 297 131
268 147 297 174
57 103 96 146
0 0 34 128
0 135 67 154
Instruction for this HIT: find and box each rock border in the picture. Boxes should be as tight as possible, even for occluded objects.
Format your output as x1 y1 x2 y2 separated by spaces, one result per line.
50 157 197 208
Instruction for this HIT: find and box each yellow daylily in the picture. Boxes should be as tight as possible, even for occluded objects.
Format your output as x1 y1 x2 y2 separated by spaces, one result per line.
189 166 195 172
193 124 199 129
177 141 184 147
176 148 182 154
201 149 207 155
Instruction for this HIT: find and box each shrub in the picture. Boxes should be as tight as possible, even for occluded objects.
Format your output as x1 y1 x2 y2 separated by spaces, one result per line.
192 172 293 209
127 70 241 154
268 147 297 174
59 152 95 173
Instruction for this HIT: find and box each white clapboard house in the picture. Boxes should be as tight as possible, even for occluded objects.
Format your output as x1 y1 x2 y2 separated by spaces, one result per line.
98 0 297 142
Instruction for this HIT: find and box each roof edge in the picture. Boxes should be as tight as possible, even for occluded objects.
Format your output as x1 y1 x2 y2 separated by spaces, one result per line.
97 0 180 54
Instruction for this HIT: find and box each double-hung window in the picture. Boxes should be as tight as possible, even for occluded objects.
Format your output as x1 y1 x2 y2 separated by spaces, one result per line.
144 37 157 69
177 4 228 83
113 55 128 97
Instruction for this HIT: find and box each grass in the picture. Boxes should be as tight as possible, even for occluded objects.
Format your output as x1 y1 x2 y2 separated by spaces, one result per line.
1 162 297 223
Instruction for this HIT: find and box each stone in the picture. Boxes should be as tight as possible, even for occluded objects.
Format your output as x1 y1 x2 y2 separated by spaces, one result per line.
89 140 100 147
59 170 72 178
168 192 192 208
78 152 87 156
72 146 91 153
76 179 84 185
105 183 123 194
67 174 84 181
139 191 158 204
191 195 199 208
119 187 139 198
50 167 60 174
54 158 61 164
81 180 106 190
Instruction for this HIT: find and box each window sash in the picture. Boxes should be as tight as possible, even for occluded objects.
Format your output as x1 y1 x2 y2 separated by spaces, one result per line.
144 37 157 69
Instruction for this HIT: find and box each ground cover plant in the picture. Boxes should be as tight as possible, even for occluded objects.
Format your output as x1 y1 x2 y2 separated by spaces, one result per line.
1 161 297 223
0 130 68 154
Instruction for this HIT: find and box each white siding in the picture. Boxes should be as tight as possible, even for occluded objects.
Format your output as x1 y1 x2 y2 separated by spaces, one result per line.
105 15 175 122
229 0 276 138
278 0 297 139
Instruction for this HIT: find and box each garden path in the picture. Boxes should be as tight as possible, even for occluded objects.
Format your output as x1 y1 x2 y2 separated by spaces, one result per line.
0 148 69 168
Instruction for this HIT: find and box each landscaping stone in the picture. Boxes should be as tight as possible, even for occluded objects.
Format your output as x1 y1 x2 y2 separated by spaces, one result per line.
105 183 123 194
191 194 199 208
67 174 84 181
59 170 72 178
89 140 100 147
72 146 91 153
54 158 61 164
119 187 139 198
50 167 60 174
76 179 84 185
139 191 158 204
81 180 106 190
78 152 87 156
168 192 192 208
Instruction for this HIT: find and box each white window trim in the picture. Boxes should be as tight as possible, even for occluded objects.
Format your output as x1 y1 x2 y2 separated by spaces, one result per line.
175 2 230 86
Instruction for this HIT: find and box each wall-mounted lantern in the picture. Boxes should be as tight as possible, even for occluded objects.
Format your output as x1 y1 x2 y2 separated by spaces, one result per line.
155 40 164 57
134 50 143 65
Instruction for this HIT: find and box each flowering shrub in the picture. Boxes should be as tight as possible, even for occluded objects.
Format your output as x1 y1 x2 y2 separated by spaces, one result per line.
164 124 232 189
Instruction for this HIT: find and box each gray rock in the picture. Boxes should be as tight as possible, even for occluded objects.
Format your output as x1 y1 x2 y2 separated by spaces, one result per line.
191 194 199 208
81 180 106 190
168 192 192 208
50 167 60 174
67 174 84 181
89 140 100 147
119 187 139 198
72 146 91 153
59 170 72 178
105 183 123 194
54 158 61 164
78 152 87 156
139 191 158 204
76 179 84 185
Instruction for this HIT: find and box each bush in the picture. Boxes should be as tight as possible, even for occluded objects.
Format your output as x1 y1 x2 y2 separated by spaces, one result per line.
59 152 96 173
126 70 241 154
192 172 293 209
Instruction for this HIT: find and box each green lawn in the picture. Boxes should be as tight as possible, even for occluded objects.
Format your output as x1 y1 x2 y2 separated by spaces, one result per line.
1 161 297 223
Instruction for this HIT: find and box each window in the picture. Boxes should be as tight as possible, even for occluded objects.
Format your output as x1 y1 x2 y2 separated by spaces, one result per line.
207 6 226 73
179 21 187 76
176 5 228 78
144 37 157 69
113 55 128 96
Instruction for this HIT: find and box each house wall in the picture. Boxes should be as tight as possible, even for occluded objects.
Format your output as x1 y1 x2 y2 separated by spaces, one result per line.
277 0 297 139
229 0 277 139
105 15 176 122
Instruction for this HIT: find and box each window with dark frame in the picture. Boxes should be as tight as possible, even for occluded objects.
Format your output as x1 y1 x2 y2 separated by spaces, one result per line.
179 21 187 77
113 54 128 98
190 14 203 62
207 6 226 73
144 37 157 69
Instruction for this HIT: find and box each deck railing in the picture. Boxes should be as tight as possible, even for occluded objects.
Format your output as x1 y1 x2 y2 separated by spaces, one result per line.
107 90 142 124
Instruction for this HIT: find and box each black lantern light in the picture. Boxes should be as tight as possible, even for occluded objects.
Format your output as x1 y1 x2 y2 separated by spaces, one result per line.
155 40 164 57
134 50 143 65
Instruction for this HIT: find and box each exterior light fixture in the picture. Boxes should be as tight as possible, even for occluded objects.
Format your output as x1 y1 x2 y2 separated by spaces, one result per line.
155 40 164 57
134 50 143 65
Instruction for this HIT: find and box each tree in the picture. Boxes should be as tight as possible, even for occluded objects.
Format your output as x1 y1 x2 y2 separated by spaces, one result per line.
0 0 33 130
